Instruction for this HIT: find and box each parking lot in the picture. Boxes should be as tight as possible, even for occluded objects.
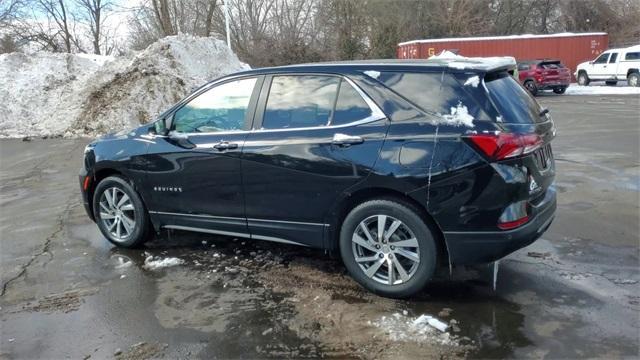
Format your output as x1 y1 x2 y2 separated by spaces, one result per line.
1 94 638 359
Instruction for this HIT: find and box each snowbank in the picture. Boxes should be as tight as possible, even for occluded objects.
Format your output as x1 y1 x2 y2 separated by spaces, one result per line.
564 84 640 96
0 35 248 138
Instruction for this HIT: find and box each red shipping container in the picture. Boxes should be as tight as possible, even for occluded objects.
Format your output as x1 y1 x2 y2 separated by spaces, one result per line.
397 33 609 80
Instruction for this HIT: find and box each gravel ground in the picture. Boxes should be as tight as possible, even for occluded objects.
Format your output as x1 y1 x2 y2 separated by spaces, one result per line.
1 94 638 359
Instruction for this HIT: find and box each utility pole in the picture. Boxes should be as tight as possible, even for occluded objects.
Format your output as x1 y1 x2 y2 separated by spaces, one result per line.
224 0 231 50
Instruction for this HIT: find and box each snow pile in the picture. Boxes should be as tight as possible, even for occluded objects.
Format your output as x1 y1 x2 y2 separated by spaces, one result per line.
369 312 457 345
428 50 516 71
438 101 475 127
463 75 480 87
565 84 640 96
0 34 248 138
143 255 185 270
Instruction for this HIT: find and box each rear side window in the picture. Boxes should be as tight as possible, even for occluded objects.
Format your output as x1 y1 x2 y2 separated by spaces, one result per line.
625 52 640 60
609 53 618 63
485 72 543 124
375 72 489 120
517 63 530 71
331 80 372 126
262 75 339 129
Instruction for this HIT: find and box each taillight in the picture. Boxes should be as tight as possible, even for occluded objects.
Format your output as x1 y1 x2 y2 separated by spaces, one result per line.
467 133 543 161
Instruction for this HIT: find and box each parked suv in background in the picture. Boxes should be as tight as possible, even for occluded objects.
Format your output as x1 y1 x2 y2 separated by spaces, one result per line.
80 58 557 298
575 45 640 87
517 59 571 95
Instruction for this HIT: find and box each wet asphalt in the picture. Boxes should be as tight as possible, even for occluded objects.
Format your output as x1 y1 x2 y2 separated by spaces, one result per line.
0 94 639 359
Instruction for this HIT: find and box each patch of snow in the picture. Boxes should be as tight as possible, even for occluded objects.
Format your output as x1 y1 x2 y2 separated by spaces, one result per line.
399 32 607 46
438 102 475 127
0 34 249 138
463 75 480 87
428 51 515 71
363 70 380 79
370 312 457 345
143 256 185 270
564 84 640 96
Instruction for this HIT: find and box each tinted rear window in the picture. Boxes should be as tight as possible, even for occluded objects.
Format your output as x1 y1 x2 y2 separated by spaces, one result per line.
485 72 544 124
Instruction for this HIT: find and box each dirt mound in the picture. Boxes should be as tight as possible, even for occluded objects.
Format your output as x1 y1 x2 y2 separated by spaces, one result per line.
0 35 248 138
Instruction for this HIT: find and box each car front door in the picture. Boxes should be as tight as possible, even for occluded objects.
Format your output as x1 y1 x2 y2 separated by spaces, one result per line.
241 74 388 248
142 76 262 236
607 52 619 79
591 53 610 79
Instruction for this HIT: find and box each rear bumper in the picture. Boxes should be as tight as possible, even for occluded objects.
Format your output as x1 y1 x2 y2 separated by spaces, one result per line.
443 186 556 265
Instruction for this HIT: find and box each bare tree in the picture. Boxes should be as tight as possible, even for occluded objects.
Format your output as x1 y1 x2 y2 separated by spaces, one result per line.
33 0 75 52
75 0 113 54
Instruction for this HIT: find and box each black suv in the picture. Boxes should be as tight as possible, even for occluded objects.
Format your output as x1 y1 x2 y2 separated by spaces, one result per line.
80 59 556 298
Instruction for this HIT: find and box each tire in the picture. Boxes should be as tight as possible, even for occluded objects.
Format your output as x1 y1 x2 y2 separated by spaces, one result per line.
524 80 538 96
628 73 640 87
578 72 590 86
553 86 567 94
93 175 152 248
339 199 437 298
605 80 618 86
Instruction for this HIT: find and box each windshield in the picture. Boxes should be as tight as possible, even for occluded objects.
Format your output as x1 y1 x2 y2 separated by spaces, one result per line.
485 72 544 124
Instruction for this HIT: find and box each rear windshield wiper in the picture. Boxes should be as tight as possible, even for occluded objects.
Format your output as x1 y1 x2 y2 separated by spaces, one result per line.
539 108 549 117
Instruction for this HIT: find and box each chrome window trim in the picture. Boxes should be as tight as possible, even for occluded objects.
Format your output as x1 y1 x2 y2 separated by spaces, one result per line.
180 75 387 137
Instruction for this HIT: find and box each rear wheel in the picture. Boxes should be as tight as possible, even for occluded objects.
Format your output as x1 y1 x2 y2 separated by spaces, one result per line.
524 80 538 96
577 72 590 86
553 86 567 94
93 176 152 248
605 80 618 86
628 73 640 87
339 199 437 298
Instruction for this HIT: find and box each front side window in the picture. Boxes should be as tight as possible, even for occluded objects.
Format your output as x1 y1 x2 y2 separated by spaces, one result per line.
594 53 610 64
173 77 257 133
262 75 339 129
609 53 618 63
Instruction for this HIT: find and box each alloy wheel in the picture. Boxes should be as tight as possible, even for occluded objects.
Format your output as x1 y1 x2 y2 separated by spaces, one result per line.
351 215 420 285
99 187 136 242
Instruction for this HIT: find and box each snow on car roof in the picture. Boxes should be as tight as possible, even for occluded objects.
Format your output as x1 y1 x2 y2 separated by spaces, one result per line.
398 32 608 46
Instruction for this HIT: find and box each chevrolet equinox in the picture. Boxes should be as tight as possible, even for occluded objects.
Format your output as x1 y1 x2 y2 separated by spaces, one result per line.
80 58 556 298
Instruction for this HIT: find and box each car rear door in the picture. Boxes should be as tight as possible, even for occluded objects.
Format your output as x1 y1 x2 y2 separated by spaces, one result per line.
141 76 262 236
241 73 388 248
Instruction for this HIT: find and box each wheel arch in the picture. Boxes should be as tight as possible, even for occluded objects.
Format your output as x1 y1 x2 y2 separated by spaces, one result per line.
627 68 639 76
327 187 450 268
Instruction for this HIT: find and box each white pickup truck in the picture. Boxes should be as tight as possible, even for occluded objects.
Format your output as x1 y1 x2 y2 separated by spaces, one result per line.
575 45 640 87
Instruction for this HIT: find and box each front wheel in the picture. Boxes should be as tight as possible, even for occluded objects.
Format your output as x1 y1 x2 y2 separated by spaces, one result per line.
339 199 437 298
93 176 152 248
553 86 567 94
578 72 590 86
628 73 640 87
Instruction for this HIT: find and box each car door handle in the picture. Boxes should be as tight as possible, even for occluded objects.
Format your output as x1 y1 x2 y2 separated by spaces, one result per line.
212 141 238 151
332 133 364 147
